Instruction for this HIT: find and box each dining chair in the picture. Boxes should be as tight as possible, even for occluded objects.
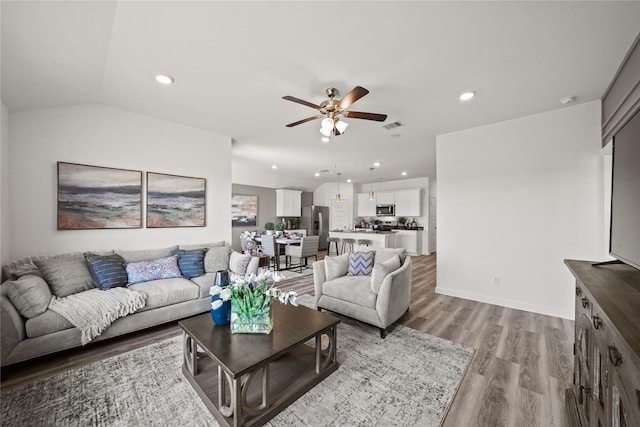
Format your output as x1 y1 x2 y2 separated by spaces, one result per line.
285 235 320 272
260 234 277 271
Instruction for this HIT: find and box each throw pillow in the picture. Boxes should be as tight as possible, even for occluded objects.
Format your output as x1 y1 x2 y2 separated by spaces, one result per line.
324 253 349 281
34 255 95 298
84 253 128 290
229 251 251 275
370 255 402 294
347 251 375 276
5 274 52 318
204 246 232 273
125 255 183 285
374 247 407 264
172 249 206 279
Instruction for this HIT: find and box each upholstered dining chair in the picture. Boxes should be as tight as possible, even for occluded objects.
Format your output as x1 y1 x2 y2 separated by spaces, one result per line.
285 235 320 272
260 234 277 271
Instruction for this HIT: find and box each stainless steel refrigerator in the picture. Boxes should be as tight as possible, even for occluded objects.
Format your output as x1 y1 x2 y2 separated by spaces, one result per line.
300 206 329 250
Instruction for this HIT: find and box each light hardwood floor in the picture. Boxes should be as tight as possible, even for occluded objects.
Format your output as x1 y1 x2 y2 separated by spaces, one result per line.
1 253 573 426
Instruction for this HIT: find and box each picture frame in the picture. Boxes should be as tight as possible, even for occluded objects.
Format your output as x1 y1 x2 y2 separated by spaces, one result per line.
146 172 206 228
57 162 142 230
231 194 258 227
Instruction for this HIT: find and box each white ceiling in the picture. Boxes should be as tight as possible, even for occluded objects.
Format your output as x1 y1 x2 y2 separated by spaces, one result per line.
3 1 640 192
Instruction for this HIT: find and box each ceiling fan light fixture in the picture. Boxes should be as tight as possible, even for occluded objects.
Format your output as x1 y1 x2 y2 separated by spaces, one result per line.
335 120 348 134
320 127 332 137
321 136 330 143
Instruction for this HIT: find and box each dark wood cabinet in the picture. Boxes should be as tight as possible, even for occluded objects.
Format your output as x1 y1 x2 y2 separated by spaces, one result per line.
565 260 640 427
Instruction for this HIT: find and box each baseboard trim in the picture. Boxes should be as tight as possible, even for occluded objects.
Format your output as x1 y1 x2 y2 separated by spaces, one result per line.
435 286 574 320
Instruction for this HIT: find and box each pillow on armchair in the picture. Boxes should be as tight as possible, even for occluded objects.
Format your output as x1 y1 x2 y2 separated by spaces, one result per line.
324 253 349 281
370 255 402 293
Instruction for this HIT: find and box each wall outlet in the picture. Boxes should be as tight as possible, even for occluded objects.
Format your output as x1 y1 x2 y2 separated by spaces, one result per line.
493 275 501 286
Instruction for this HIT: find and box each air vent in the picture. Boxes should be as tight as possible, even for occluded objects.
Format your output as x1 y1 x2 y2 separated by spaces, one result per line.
383 121 403 130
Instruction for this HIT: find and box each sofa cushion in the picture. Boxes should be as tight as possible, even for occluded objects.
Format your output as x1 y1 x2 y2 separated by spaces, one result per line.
324 253 349 281
6 274 52 318
125 255 183 285
173 249 206 279
34 255 95 298
189 273 217 298
322 276 377 309
117 246 179 263
25 309 74 338
84 253 128 290
204 246 232 273
229 251 250 275
127 278 200 311
347 251 375 276
374 247 407 264
179 241 225 250
370 255 402 294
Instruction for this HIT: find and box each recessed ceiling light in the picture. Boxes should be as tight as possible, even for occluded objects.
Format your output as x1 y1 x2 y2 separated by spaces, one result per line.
321 136 330 143
459 91 475 101
347 179 352 183
373 162 381 167
271 165 278 169
401 171 407 176
314 172 320 177
155 74 174 85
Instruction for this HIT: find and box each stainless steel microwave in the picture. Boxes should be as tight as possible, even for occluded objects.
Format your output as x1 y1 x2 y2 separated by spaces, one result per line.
376 204 395 216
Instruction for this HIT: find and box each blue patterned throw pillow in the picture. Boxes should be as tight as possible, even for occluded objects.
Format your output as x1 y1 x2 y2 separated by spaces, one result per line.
84 253 128 290
173 249 206 279
125 255 183 285
347 251 375 276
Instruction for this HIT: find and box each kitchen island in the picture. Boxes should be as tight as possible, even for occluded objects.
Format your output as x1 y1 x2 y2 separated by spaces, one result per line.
328 230 396 251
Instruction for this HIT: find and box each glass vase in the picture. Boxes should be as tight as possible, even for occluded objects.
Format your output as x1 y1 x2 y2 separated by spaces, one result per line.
230 298 273 334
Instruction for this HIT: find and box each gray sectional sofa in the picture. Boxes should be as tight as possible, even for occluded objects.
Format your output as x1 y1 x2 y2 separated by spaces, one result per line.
313 247 412 338
1 242 259 370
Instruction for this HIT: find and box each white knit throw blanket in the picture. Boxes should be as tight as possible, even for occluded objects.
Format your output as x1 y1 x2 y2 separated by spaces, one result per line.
49 288 147 345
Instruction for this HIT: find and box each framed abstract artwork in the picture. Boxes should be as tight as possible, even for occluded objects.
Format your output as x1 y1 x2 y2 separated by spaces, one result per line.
57 162 142 230
231 194 258 227
146 172 206 228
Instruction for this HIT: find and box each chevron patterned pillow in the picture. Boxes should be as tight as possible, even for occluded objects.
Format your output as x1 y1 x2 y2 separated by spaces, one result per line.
347 251 375 276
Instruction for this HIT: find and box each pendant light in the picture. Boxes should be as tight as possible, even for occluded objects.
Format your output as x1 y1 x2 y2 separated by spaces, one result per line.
369 167 375 201
336 172 342 202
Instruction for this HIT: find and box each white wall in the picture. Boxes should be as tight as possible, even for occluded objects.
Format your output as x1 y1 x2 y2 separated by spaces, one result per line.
1 102 9 265
436 101 603 319
7 104 232 260
313 181 355 230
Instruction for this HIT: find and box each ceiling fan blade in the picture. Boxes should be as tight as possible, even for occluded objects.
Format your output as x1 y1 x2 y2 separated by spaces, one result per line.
285 115 323 127
337 86 369 109
282 96 321 110
343 111 388 122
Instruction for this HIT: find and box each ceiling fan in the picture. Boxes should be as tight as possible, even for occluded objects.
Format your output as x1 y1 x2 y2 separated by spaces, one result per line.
283 86 387 136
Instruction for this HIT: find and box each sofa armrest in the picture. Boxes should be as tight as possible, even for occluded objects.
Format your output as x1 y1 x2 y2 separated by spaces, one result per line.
312 260 326 306
1 284 26 366
376 256 412 327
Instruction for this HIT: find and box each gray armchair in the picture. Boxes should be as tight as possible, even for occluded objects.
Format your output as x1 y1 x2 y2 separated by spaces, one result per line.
285 235 320 272
313 249 412 338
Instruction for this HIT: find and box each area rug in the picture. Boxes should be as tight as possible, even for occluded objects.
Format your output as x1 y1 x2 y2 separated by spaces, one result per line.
1 306 474 427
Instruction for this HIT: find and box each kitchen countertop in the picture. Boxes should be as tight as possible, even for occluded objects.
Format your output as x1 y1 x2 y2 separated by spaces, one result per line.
331 229 393 234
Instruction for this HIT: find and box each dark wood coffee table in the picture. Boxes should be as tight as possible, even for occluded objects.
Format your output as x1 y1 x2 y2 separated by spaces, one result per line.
179 303 340 427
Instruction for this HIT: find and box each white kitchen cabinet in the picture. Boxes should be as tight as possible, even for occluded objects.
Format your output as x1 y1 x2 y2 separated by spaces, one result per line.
357 192 376 217
393 230 422 255
276 189 302 217
395 188 421 217
376 191 395 205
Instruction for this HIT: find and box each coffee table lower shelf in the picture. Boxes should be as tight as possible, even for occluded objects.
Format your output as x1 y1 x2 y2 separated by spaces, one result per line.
182 342 338 427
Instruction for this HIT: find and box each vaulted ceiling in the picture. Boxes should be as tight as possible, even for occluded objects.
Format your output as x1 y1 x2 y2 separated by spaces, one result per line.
3 1 640 191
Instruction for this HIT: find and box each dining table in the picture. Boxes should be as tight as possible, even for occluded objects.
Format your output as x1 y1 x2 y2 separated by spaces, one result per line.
253 235 302 271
